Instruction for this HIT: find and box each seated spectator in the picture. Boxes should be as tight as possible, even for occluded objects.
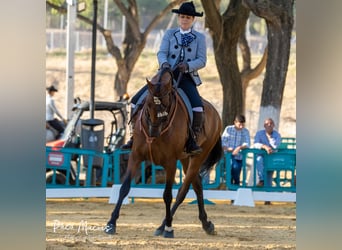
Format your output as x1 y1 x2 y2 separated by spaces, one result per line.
253 118 281 187
221 114 250 185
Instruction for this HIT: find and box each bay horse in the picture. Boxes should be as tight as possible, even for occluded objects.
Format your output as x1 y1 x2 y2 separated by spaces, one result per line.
104 67 223 238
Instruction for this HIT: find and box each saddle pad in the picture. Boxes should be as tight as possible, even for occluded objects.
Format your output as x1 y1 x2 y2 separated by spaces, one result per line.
176 88 193 124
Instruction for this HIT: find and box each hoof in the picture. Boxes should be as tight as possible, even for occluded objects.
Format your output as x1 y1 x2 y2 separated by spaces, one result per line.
154 226 164 236
163 229 174 238
104 223 116 235
204 221 216 235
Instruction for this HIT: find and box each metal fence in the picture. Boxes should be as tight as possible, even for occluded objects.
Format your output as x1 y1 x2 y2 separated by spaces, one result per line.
46 146 296 204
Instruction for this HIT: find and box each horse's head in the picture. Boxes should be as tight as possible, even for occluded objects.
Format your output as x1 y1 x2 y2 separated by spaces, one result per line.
145 67 174 137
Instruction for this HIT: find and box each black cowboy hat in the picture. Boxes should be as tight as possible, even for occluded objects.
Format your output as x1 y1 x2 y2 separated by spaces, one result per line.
46 85 58 92
172 1 203 17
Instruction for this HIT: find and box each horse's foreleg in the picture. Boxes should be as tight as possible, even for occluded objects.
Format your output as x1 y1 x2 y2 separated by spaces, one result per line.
154 179 174 238
154 166 176 238
155 177 193 235
104 172 132 235
191 174 216 235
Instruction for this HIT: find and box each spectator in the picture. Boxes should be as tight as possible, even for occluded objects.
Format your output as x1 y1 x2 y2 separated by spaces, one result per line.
253 118 282 187
221 114 250 185
46 85 66 139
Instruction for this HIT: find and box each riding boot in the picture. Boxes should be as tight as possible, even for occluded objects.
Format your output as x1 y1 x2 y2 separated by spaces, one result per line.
120 106 138 149
186 111 204 155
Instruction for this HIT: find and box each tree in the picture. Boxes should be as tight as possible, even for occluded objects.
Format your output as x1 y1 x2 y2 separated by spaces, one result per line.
201 0 294 130
201 0 250 126
243 0 295 130
46 0 185 98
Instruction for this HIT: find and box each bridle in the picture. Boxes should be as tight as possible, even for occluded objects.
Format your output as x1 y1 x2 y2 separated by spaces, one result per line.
144 67 176 138
138 68 188 162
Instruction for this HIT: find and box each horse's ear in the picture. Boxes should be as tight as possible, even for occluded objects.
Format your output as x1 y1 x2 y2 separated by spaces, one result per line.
146 78 153 91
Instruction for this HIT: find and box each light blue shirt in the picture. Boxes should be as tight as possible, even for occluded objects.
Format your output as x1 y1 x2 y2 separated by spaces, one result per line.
221 125 250 160
253 130 281 150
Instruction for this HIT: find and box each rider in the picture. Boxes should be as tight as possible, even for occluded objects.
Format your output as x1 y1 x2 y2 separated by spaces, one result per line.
46 85 67 139
121 1 206 155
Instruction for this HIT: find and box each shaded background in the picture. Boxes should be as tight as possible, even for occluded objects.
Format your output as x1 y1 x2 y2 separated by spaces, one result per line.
0 1 45 249
297 1 342 250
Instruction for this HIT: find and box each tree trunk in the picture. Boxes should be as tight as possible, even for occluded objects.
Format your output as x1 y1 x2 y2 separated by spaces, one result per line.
243 0 294 130
215 37 244 126
114 42 146 98
202 0 250 126
239 29 268 113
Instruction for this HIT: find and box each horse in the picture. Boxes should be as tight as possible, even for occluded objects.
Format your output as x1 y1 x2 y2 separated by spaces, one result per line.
104 67 223 238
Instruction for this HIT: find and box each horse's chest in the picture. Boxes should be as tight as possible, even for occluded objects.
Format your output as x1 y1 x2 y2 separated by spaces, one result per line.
141 139 183 163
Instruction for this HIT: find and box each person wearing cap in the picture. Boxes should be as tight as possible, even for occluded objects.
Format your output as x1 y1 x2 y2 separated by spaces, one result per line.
121 1 206 155
221 115 251 186
46 85 66 139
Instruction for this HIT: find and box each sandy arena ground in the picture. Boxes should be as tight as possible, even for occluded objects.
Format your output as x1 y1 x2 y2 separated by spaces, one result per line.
46 198 296 249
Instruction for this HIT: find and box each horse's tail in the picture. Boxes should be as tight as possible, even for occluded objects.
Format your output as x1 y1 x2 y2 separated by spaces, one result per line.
200 136 224 177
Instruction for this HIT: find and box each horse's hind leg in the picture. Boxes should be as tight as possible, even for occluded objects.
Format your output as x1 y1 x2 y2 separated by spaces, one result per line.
191 174 216 235
104 171 132 235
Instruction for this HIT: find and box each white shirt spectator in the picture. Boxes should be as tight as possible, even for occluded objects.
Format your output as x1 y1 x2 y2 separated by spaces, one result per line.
46 94 63 121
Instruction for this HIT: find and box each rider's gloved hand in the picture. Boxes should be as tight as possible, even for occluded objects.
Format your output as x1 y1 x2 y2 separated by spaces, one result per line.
161 62 171 69
177 62 188 73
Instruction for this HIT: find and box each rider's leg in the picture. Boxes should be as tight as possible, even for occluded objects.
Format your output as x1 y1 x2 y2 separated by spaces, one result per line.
187 107 204 155
183 110 203 155
178 75 203 155
47 118 65 139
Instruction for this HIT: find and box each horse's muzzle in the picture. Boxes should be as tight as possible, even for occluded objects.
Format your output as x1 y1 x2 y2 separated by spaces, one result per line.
149 124 161 137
